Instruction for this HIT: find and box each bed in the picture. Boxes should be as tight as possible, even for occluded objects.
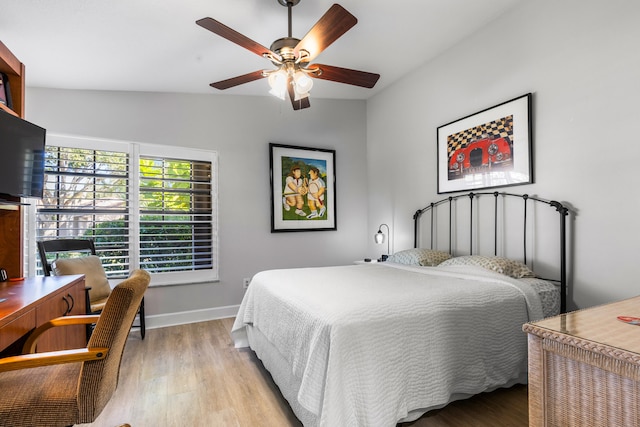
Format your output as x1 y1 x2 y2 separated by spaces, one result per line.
232 192 570 426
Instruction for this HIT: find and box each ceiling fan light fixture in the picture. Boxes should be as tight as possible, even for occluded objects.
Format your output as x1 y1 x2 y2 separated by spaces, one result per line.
269 87 287 100
268 69 288 100
293 88 310 101
293 70 313 94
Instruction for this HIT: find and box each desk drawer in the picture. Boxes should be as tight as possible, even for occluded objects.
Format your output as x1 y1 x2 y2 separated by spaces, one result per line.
0 309 36 351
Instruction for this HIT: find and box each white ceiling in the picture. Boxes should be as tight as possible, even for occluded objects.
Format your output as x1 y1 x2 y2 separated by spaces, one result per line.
1 0 524 100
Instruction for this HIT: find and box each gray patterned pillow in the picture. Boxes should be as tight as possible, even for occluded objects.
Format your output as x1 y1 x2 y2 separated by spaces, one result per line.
438 255 535 278
521 277 561 318
387 248 452 266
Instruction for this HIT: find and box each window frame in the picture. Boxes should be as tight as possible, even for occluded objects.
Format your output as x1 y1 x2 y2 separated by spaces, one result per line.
24 133 219 286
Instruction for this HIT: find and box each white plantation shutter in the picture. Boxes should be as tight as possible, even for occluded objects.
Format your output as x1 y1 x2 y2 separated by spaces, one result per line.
138 155 213 274
34 135 218 285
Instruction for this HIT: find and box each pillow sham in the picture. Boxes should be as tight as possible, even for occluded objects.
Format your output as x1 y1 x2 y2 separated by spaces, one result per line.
53 255 112 301
386 248 452 266
438 255 535 278
520 277 561 318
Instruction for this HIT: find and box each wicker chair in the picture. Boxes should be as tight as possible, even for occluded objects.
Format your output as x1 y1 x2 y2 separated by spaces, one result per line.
0 269 150 427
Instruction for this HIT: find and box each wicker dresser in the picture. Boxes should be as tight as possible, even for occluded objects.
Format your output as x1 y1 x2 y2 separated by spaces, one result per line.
523 296 640 427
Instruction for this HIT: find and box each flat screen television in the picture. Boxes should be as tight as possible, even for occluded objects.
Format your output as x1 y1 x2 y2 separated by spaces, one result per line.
0 110 46 199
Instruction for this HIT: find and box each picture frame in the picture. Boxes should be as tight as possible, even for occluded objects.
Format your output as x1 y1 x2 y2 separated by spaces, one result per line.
270 143 336 232
437 93 532 194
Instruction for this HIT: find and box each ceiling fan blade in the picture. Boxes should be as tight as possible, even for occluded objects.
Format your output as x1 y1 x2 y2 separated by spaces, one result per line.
210 70 266 90
196 17 279 60
287 77 311 110
291 95 311 110
294 4 357 62
310 64 380 88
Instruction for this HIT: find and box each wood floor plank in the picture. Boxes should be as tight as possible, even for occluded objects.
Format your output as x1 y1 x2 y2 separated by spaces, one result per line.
78 318 528 427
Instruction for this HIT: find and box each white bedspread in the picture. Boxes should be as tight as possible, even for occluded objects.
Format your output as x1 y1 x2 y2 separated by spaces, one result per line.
232 263 544 427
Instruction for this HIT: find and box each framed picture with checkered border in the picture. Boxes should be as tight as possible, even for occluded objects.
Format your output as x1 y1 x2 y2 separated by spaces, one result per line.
437 93 532 194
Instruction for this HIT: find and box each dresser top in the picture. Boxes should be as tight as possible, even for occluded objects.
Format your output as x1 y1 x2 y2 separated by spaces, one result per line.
524 295 640 356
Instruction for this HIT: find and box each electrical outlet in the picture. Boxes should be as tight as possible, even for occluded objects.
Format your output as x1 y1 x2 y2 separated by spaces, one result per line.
243 277 251 289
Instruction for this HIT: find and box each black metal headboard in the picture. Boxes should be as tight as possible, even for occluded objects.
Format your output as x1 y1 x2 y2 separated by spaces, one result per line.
413 191 569 313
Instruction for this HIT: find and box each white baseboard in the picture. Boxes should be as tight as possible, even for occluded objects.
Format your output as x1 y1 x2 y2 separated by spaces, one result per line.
131 305 240 331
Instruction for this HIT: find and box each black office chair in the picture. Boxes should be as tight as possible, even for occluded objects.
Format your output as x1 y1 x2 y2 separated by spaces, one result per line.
37 238 146 340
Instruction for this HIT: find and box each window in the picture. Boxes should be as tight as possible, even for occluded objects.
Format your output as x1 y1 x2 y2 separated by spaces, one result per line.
28 134 218 286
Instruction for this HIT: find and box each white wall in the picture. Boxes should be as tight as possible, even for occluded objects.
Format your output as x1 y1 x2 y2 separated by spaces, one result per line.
26 89 369 326
367 0 640 310
25 0 640 319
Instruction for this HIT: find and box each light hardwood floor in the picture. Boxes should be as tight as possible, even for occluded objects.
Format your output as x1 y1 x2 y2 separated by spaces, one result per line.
79 318 528 427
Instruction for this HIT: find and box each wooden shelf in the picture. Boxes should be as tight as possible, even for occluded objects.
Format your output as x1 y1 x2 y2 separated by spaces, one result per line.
0 40 25 118
0 41 21 75
0 103 18 117
0 40 25 278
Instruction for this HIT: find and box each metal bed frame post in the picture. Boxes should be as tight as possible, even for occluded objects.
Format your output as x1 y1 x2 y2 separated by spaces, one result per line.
551 201 569 313
430 202 435 249
493 192 498 256
523 194 528 265
468 193 474 255
448 197 453 254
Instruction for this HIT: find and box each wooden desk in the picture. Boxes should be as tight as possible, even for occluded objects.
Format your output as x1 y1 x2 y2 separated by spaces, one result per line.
524 296 640 427
0 275 87 354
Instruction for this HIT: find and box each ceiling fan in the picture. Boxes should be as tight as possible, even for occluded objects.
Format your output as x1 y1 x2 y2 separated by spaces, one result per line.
196 0 380 110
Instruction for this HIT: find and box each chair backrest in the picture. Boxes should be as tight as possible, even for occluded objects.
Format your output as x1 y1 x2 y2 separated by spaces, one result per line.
37 239 97 276
76 269 150 423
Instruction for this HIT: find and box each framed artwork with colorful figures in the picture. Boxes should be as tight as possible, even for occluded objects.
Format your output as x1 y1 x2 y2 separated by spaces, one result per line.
437 93 532 194
270 143 336 232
